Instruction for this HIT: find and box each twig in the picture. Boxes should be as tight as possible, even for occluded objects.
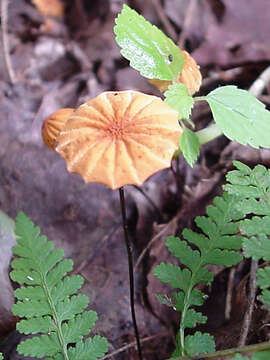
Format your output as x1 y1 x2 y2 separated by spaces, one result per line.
238 259 258 346
178 0 197 48
172 340 270 360
99 332 169 360
225 267 236 320
249 66 270 97
133 185 164 223
1 0 16 83
134 214 178 272
151 0 177 42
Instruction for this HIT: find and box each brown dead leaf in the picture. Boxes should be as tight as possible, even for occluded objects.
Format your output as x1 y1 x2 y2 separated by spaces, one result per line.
32 0 64 18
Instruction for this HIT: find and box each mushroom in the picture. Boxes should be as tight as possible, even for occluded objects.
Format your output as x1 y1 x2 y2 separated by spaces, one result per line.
42 90 182 360
149 50 202 95
42 108 74 150
55 91 182 189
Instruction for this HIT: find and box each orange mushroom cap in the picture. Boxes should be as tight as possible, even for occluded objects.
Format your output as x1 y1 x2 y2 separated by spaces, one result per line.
42 108 74 150
56 91 182 190
149 50 202 95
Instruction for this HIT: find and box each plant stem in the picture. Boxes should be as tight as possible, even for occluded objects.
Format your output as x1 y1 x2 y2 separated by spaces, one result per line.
119 187 143 360
172 340 270 360
195 123 223 146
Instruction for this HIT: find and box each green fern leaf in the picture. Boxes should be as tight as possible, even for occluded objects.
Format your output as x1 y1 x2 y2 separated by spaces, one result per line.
243 234 270 261
114 5 184 80
206 86 270 148
62 311 98 343
184 332 215 357
17 334 60 358
16 316 52 334
257 267 270 307
67 336 108 360
11 212 108 359
231 354 249 360
252 350 270 360
154 191 244 356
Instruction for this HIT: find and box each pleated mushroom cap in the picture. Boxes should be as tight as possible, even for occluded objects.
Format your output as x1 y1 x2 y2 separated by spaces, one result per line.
42 108 74 150
56 91 182 189
149 50 202 95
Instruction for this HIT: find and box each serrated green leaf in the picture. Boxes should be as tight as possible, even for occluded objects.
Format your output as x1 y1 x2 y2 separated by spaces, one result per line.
12 299 51 318
153 263 191 291
239 217 270 236
206 86 270 148
14 285 45 301
47 259 73 289
184 332 215 357
17 334 60 358
178 126 200 167
257 267 270 289
16 316 53 334
243 234 270 261
258 289 270 307
67 336 108 360
114 5 184 80
252 350 270 360
56 294 89 322
51 275 84 303
182 309 207 328
202 248 242 266
62 311 98 343
231 354 249 360
164 83 195 121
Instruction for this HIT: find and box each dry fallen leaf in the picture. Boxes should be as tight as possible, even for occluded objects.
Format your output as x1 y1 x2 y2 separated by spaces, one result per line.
31 0 64 18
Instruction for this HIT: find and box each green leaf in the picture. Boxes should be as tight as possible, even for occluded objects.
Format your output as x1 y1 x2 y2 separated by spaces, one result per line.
17 334 60 358
62 311 98 343
164 83 195 121
206 86 270 148
114 5 184 80
67 336 108 360
231 354 249 360
16 316 53 334
153 263 191 291
178 126 200 167
257 267 270 289
243 234 270 261
184 332 215 357
252 350 270 360
182 309 207 328
0 353 3 360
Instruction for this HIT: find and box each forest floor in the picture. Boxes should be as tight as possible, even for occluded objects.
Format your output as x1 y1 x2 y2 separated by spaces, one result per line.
1 0 270 359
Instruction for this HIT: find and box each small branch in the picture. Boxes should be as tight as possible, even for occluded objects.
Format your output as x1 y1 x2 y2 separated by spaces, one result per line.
99 332 168 360
119 187 143 360
1 0 16 83
225 267 236 320
171 340 270 360
178 0 198 48
238 259 258 346
151 0 178 42
249 66 270 97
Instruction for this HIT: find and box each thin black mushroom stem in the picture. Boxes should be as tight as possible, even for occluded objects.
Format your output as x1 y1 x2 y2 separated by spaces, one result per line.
119 186 143 360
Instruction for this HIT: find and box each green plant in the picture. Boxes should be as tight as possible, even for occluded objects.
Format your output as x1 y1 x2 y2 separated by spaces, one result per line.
10 212 108 360
153 161 270 359
114 5 270 166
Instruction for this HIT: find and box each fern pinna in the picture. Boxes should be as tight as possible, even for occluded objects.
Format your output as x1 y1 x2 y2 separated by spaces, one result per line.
153 193 245 358
10 212 108 360
224 161 270 312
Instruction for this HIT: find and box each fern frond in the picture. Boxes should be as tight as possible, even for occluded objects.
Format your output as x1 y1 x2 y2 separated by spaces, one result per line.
153 193 243 357
10 212 108 359
224 161 270 310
